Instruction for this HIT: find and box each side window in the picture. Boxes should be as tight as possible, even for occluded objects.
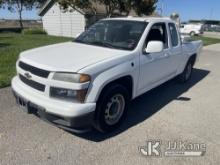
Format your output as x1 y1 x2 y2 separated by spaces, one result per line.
145 23 168 49
169 23 179 47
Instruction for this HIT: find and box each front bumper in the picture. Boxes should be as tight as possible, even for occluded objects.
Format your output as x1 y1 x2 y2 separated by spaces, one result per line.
12 76 96 132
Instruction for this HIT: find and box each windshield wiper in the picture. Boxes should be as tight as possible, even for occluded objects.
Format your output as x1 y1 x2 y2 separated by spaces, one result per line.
88 41 115 49
74 40 129 50
74 40 114 48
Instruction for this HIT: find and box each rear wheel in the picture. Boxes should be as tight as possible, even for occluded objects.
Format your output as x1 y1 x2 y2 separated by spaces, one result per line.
177 59 193 83
94 84 129 133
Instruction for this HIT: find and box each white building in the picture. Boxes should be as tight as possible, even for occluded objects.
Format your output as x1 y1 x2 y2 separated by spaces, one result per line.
38 0 107 37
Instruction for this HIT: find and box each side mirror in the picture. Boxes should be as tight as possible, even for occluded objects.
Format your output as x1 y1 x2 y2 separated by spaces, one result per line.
145 41 164 54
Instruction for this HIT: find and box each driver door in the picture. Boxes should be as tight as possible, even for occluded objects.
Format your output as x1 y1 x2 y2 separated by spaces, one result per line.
138 23 176 94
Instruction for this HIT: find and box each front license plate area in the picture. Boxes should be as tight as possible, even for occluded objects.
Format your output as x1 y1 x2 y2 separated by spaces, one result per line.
28 102 46 117
16 96 29 113
15 95 45 115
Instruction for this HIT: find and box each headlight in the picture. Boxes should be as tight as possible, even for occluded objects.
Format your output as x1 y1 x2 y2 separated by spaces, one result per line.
53 73 90 83
50 87 87 103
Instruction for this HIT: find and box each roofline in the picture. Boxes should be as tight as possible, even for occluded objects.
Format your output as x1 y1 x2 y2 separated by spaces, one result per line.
102 16 173 22
38 0 110 16
38 0 89 16
38 0 55 16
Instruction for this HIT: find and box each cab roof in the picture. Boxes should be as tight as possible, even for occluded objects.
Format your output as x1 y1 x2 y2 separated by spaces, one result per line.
103 16 174 23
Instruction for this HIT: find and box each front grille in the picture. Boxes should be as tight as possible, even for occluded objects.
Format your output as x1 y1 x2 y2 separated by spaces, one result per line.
19 61 50 78
19 74 45 92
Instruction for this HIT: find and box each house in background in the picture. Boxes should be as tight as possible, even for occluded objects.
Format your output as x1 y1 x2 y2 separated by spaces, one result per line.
38 0 109 37
38 0 137 37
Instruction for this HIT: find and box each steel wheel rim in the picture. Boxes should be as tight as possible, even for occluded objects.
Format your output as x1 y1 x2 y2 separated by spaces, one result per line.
104 94 125 125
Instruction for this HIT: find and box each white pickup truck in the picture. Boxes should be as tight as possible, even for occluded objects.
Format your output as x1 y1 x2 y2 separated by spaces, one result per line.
180 23 204 36
12 17 202 133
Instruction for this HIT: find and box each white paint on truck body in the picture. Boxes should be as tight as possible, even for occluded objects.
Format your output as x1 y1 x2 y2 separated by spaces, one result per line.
12 17 203 120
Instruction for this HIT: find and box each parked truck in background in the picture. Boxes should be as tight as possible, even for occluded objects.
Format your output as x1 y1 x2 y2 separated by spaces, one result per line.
180 23 204 36
12 17 203 133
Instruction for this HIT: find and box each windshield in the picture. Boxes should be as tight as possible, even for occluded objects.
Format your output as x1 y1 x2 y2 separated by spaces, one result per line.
74 20 148 51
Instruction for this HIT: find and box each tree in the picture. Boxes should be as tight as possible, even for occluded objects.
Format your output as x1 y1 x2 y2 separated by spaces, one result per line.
98 0 120 17
59 0 96 14
131 0 158 16
0 0 46 29
0 0 3 8
59 0 158 17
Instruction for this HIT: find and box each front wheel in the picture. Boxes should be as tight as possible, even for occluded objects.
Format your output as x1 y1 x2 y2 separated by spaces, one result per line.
190 31 196 36
94 84 129 133
177 59 193 83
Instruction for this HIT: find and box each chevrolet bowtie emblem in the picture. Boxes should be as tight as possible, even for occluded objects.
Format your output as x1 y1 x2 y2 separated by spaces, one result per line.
24 72 32 79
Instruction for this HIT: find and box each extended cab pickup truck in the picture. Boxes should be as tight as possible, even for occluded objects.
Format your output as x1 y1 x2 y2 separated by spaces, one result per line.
12 17 202 133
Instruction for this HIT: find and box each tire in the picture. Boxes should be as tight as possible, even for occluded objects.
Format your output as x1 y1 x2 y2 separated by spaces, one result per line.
190 31 196 36
177 59 193 83
94 84 130 133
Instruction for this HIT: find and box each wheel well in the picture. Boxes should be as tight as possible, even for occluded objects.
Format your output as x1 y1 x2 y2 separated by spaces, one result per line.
98 76 133 101
190 54 197 66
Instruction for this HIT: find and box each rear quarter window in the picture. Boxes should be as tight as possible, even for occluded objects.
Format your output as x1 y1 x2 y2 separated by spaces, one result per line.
169 23 179 47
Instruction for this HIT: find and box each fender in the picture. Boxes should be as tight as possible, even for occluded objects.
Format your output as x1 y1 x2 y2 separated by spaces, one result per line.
85 60 139 103
177 40 202 75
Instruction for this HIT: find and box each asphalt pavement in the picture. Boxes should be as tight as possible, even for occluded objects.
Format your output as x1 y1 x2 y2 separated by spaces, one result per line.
1 47 220 165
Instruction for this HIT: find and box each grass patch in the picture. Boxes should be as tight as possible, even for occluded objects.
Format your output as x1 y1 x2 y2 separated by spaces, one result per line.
22 28 47 35
192 36 220 46
0 33 71 88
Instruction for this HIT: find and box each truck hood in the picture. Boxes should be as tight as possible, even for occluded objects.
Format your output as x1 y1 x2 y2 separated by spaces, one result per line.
19 42 129 72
